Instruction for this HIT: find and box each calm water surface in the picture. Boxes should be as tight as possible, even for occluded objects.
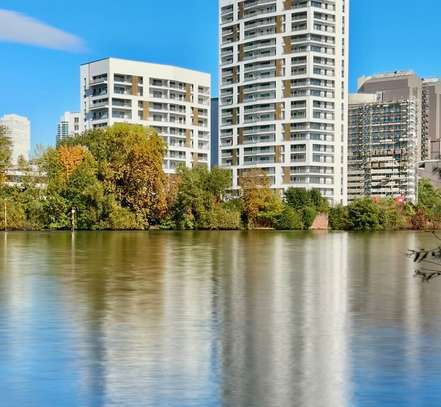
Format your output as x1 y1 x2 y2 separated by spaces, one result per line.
1 231 441 407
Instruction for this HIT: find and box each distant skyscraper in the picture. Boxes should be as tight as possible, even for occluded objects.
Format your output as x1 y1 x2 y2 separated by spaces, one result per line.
211 97 219 167
349 71 441 202
57 112 82 143
422 79 441 160
358 71 426 160
348 93 418 203
219 0 349 205
80 57 211 174
0 114 31 164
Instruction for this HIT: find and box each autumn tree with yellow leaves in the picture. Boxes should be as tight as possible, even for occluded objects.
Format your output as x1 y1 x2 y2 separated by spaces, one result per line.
50 124 168 229
239 169 283 228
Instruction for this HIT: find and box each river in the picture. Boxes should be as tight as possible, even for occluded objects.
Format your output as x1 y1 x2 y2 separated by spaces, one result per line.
0 231 440 406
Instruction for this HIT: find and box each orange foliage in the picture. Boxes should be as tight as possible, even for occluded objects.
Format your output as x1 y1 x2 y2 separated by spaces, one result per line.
58 145 86 178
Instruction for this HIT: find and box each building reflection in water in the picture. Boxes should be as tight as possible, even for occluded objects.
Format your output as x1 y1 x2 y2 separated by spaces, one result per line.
1 231 441 406
215 232 350 407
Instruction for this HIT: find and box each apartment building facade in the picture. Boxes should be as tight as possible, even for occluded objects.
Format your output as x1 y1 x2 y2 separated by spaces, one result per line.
0 114 31 164
219 0 349 205
57 112 82 144
348 71 441 202
80 58 211 173
348 93 418 203
358 72 426 161
211 97 220 167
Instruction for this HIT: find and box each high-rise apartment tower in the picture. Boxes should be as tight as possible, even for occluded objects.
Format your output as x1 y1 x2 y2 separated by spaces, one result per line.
358 72 426 160
57 112 82 144
0 114 31 164
348 71 441 202
348 93 418 203
80 58 211 173
219 0 349 204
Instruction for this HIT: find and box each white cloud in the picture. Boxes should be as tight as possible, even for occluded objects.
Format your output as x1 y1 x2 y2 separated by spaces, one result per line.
0 9 86 52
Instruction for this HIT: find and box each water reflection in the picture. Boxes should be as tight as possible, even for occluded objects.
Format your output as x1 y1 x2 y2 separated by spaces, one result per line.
0 231 441 406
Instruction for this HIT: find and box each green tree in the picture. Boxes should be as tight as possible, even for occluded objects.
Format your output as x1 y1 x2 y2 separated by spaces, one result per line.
12 158 46 229
204 167 232 203
284 188 328 212
377 198 405 231
240 169 282 228
274 205 303 230
417 179 441 226
62 124 168 227
107 201 143 230
0 125 12 185
284 188 328 230
301 206 317 230
329 205 350 230
347 198 381 231
0 198 27 230
40 145 105 230
171 166 238 229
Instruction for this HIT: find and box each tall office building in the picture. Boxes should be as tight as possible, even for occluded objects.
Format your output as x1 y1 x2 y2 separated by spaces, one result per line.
57 112 82 143
348 93 418 203
80 58 211 173
219 0 349 205
0 114 31 164
358 71 427 161
349 71 441 202
357 71 441 161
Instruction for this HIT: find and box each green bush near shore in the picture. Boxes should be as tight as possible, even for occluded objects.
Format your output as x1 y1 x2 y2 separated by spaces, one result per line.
274 206 303 230
328 183 441 232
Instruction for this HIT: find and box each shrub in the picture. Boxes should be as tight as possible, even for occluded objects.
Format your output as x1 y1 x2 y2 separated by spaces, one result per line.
377 198 405 230
159 216 177 230
284 188 329 213
329 205 350 230
255 209 282 229
108 204 143 230
348 198 381 231
240 169 283 228
274 206 303 230
411 207 430 230
210 207 242 230
0 200 27 230
301 206 317 230
418 179 441 224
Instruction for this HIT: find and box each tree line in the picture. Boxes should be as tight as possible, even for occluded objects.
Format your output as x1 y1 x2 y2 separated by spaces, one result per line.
0 124 440 231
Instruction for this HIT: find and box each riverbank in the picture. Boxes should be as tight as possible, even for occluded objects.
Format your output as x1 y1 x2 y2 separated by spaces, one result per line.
2 125 441 233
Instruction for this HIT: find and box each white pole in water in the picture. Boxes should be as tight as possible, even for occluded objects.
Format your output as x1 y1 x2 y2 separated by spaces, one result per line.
71 207 76 233
4 201 7 232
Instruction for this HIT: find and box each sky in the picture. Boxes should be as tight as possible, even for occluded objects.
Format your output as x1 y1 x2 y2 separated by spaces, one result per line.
1 0 441 150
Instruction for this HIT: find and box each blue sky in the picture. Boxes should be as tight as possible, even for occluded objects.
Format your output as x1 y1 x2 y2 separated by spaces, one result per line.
1 0 441 149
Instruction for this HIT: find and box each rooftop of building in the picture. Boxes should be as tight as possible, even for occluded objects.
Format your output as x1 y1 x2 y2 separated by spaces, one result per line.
358 71 418 90
80 57 211 79
423 78 441 84
0 114 30 122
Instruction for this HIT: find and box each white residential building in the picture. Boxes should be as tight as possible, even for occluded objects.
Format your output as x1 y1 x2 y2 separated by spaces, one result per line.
80 58 211 173
0 114 31 164
57 112 82 143
219 0 349 204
